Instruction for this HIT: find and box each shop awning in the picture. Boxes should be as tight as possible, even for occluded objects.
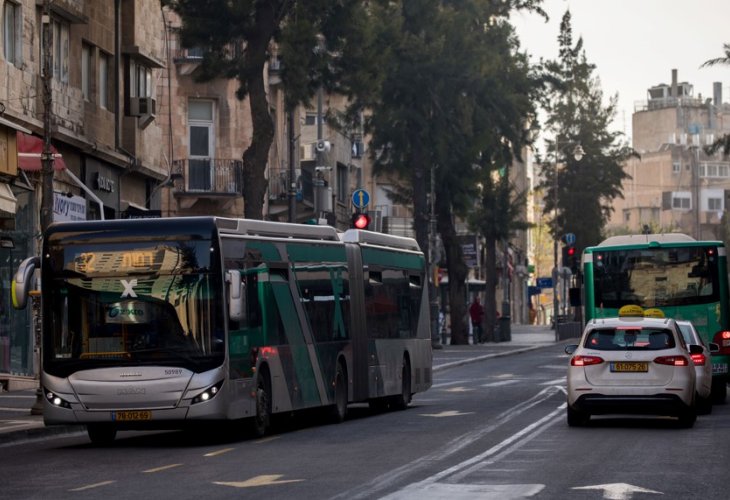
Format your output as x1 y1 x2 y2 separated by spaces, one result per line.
0 182 17 214
16 132 67 171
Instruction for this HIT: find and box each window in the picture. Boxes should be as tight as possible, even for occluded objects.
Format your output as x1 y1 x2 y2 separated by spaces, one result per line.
707 164 718 177
188 100 215 191
719 165 729 177
672 161 680 174
3 1 21 66
81 43 91 100
130 60 152 98
336 163 348 203
52 18 69 83
672 192 691 210
99 52 109 109
698 163 706 177
708 198 722 211
304 113 320 126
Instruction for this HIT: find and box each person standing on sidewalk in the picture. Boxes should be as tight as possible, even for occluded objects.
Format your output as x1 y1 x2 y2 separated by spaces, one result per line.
469 296 485 344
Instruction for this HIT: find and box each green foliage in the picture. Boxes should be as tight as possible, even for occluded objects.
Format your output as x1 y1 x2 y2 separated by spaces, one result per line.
538 10 636 252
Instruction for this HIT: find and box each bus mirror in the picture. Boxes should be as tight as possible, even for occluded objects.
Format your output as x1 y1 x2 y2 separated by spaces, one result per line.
227 270 246 322
12 256 40 310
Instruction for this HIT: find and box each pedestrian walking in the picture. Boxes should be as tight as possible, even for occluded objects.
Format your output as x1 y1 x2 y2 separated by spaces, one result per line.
469 296 484 344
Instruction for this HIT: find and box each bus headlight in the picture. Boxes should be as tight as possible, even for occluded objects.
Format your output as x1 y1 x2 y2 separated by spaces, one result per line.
191 380 224 405
44 389 72 409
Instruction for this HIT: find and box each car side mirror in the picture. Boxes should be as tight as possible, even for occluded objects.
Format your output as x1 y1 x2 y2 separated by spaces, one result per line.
688 344 704 355
708 342 720 354
565 344 579 355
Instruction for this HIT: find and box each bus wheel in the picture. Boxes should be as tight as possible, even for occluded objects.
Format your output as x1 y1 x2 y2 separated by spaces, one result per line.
251 373 271 437
711 378 727 404
87 424 117 445
391 359 412 411
329 363 348 423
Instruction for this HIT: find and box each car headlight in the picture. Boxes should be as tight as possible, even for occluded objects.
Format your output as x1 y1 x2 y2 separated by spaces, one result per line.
44 389 72 409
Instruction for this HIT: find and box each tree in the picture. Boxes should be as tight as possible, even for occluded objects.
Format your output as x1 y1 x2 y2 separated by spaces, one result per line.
702 43 730 156
539 10 635 254
361 0 545 344
163 0 371 220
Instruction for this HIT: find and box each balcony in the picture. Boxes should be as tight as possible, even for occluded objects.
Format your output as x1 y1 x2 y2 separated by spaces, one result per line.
171 158 242 210
267 167 317 221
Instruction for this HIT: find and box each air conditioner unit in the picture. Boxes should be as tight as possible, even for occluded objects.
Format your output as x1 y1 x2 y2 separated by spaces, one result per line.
129 97 156 117
300 144 315 161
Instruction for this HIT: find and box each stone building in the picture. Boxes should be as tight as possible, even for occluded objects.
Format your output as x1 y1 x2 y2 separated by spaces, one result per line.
608 69 730 239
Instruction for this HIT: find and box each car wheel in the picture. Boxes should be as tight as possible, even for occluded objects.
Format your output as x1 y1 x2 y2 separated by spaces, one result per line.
711 379 727 405
696 392 713 415
677 405 697 428
567 405 590 427
329 363 348 423
390 359 412 411
251 372 271 437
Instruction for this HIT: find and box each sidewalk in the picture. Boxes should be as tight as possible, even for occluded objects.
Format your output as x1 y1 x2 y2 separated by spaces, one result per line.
0 324 572 446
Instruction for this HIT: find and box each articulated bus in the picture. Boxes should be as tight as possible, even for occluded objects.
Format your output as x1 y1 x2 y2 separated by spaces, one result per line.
582 233 730 402
12 217 432 443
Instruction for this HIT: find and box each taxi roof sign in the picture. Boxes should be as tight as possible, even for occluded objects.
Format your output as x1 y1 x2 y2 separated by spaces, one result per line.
643 308 666 318
618 305 644 317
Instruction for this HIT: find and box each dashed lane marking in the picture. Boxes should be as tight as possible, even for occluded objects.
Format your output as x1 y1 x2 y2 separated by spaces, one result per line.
68 481 116 492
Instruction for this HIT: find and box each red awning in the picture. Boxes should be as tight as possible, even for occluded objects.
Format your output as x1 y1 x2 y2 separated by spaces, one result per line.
17 132 67 171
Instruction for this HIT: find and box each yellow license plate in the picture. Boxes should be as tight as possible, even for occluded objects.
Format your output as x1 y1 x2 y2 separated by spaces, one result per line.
114 410 152 421
610 362 648 372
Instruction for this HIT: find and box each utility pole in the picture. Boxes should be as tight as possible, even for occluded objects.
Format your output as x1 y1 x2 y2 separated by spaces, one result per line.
32 0 54 416
288 108 296 223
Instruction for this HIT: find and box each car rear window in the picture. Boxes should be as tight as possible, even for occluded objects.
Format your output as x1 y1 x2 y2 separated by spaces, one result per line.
584 328 676 351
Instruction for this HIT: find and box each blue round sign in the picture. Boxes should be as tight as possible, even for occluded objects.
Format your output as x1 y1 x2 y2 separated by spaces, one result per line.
352 188 370 209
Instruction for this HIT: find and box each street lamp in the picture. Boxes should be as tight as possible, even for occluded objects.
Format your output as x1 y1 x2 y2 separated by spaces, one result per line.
552 139 584 341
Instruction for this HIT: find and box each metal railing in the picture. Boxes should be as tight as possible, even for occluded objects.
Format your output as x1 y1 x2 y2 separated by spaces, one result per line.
171 158 243 195
267 167 314 205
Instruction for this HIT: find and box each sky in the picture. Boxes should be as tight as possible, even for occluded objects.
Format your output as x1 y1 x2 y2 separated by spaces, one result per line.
511 0 730 141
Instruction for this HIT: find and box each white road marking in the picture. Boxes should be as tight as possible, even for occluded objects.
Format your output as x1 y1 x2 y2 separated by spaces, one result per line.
419 410 474 418
143 463 183 473
443 386 474 393
481 380 519 388
573 483 663 500
68 481 116 492
539 378 566 386
214 474 304 488
381 482 544 499
204 447 235 457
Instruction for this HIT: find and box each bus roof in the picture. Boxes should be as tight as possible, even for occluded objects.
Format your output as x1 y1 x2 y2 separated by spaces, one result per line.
340 229 421 252
596 234 696 247
215 217 340 241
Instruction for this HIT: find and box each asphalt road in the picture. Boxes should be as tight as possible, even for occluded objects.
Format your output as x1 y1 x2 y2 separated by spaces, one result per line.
1 344 728 499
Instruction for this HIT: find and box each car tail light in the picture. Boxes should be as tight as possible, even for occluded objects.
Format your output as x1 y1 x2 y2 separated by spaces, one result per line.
712 330 730 355
654 355 689 366
690 353 707 366
571 355 604 366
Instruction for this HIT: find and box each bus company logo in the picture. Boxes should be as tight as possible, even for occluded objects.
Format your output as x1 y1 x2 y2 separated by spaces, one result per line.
117 386 145 396
121 279 138 298
107 306 145 319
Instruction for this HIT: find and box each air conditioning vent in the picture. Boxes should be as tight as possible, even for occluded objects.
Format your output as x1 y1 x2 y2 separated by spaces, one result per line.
128 97 157 117
300 144 315 161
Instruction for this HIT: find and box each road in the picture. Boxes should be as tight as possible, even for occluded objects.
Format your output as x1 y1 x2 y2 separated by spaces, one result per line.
1 344 728 499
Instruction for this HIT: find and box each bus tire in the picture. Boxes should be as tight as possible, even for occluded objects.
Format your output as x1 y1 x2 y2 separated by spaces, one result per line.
391 358 412 411
87 424 117 445
329 363 348 423
251 370 271 437
711 378 727 404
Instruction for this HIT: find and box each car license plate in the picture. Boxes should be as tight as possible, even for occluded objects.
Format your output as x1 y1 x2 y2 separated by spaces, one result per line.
712 363 728 375
610 362 648 372
113 410 152 421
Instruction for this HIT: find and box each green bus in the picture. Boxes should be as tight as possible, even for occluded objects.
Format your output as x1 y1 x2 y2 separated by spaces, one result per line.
12 217 432 443
582 233 730 403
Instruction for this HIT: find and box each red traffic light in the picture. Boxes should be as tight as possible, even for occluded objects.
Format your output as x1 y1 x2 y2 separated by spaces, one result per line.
351 213 371 229
567 246 576 256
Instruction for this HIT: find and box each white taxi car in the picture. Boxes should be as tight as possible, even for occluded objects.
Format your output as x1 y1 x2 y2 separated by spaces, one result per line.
565 307 702 428
677 320 719 414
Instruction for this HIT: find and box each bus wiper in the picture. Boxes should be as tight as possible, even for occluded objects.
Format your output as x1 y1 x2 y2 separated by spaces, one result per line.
129 346 202 366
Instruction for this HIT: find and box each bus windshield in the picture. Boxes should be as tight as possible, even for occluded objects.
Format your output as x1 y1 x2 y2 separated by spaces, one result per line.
591 246 720 309
43 239 225 377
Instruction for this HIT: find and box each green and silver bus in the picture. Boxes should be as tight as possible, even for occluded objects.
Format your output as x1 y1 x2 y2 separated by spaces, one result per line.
582 233 730 402
12 217 432 443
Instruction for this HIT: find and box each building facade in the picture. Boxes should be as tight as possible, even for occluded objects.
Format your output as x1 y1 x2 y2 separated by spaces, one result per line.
608 69 730 239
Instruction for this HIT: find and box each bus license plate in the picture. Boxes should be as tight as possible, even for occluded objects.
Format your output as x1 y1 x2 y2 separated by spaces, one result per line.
610 362 648 372
712 363 728 375
113 410 152 421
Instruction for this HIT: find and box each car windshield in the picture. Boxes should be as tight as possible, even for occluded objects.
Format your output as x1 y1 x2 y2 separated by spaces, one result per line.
584 327 676 351
677 323 701 346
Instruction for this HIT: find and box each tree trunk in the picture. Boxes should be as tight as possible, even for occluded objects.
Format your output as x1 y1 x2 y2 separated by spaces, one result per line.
438 207 468 345
484 235 498 342
240 5 277 220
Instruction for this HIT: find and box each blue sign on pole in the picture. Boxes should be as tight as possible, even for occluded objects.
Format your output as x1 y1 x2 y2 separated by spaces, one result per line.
564 233 576 246
352 188 370 209
536 277 553 288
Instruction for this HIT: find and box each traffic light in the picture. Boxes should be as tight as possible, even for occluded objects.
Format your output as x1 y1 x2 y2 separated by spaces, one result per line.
562 245 577 271
351 212 371 230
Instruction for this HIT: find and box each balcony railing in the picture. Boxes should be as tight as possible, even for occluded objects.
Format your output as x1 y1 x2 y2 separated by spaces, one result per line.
172 158 243 195
268 167 314 205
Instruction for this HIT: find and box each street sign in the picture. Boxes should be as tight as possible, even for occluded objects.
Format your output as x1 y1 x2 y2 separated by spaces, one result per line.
536 277 553 288
563 232 576 246
351 188 370 209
